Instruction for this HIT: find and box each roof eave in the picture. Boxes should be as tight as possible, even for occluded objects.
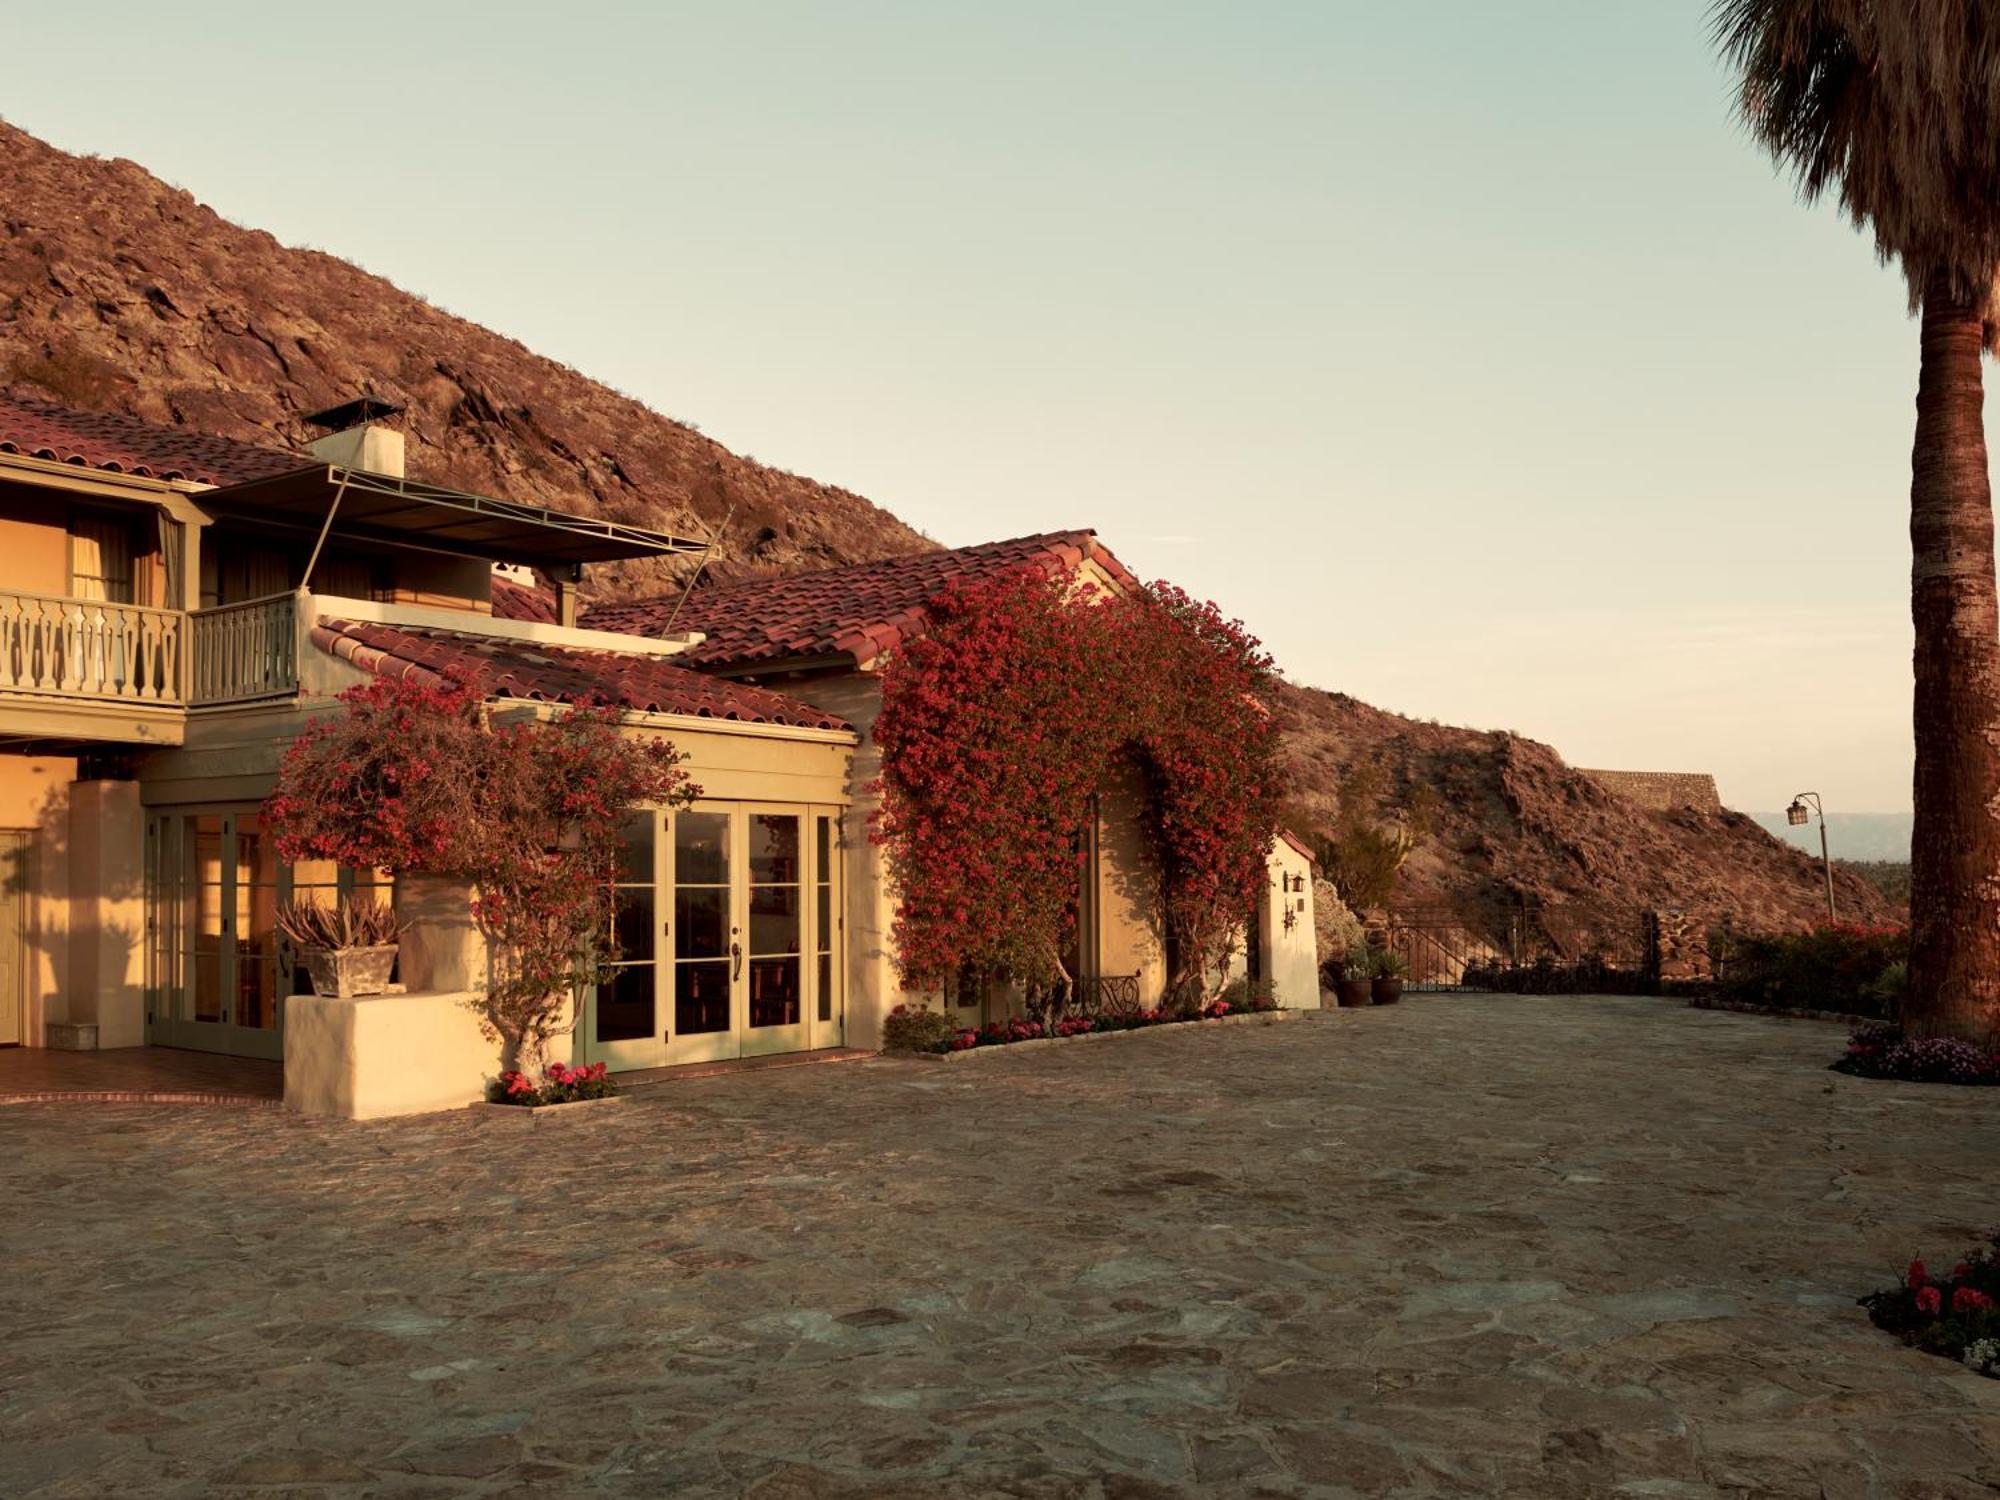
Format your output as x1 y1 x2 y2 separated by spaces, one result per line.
203 464 711 565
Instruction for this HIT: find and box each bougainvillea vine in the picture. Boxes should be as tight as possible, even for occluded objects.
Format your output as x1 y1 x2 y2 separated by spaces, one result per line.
872 565 1280 1007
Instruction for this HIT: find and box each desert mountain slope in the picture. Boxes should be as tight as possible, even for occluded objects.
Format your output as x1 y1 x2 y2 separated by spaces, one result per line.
1279 684 1896 942
0 122 933 600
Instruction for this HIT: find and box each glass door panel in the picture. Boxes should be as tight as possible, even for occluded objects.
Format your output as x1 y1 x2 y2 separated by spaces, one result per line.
667 808 737 1064
234 813 280 1033
742 812 807 1055
588 809 667 1070
811 813 844 1047
190 814 225 1026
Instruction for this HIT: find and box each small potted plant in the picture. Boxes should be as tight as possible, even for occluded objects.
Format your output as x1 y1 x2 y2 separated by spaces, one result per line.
278 896 406 998
1371 946 1409 1005
1336 956 1374 1008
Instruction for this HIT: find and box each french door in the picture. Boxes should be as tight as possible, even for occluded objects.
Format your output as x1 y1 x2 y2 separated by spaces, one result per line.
147 808 284 1060
146 806 391 1059
584 802 844 1072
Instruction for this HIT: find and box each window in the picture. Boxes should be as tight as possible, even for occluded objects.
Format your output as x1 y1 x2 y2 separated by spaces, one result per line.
69 509 137 603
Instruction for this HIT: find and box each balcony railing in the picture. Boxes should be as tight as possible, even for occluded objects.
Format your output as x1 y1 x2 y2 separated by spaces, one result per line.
189 593 298 705
0 589 185 706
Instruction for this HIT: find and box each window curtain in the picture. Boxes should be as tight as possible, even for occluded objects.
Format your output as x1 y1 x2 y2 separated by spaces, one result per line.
69 511 135 603
157 512 184 611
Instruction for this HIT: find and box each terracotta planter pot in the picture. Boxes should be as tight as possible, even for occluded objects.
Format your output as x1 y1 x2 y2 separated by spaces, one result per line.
1337 978 1374 1008
1371 977 1404 1005
299 945 399 998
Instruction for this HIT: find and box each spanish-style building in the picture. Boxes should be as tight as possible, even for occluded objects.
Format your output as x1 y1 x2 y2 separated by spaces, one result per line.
0 394 1316 1115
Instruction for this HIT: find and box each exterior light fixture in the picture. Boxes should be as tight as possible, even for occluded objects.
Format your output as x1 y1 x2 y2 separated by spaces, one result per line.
1787 791 1836 926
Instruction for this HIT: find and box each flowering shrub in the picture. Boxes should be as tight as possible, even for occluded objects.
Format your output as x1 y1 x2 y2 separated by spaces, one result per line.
873 567 1280 1010
1719 923 1909 1018
269 676 696 1078
268 675 490 872
489 1060 616 1107
1459 955 1666 996
1861 1239 2000 1375
880 1003 960 1054
1833 1024 2000 1085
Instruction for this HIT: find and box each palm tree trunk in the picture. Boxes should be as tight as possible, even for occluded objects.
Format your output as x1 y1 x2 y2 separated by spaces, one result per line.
1906 277 2000 1039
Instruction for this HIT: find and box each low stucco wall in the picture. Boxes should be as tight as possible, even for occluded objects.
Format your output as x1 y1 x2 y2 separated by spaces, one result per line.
285 990 502 1120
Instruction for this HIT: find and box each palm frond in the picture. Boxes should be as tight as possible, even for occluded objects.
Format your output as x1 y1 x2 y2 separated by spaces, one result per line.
1712 0 2000 319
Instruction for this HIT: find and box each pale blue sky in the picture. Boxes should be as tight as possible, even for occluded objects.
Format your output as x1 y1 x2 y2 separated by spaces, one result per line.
8 2 1937 815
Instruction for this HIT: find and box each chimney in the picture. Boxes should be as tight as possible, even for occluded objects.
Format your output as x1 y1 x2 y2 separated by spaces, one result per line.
303 395 406 478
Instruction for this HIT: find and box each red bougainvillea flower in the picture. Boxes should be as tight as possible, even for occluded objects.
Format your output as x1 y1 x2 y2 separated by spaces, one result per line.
1916 1286 1943 1316
1908 1259 1930 1290
1953 1287 1995 1314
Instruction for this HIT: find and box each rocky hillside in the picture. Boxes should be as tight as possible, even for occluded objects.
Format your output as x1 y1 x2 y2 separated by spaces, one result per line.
0 123 932 601
1278 685 1897 946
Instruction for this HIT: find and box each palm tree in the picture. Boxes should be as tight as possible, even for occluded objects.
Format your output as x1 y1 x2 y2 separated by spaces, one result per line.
1714 2 2000 1039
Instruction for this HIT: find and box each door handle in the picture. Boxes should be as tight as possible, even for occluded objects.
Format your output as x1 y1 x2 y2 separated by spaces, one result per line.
731 941 742 981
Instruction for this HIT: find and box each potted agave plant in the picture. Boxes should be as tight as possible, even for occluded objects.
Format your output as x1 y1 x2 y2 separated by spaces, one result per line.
278 896 406 998
1371 946 1409 1005
1336 956 1374 1009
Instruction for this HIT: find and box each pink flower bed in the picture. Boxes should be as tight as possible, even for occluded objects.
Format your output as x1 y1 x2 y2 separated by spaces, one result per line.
489 1061 616 1107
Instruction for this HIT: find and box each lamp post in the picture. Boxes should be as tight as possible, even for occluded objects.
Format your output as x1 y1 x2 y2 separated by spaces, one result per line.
1787 791 1837 927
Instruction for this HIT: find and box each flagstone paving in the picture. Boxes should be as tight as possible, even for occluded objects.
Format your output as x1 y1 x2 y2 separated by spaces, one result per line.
4 995 1998 1498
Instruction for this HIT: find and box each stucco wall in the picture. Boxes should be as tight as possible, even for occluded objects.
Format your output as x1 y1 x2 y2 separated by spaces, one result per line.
286 989 501 1120
0 755 74 1045
1096 760 1167 1005
1262 839 1320 1009
65 780 147 1047
0 493 72 596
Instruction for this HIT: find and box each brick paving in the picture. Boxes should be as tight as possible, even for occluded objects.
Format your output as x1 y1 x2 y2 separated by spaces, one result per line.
3 995 1998 1498
0 1045 281 1104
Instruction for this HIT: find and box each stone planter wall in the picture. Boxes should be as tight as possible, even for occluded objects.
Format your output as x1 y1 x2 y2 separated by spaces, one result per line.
285 989 499 1120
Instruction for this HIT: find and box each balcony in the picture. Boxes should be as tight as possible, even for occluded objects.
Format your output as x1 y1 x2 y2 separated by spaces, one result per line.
0 589 301 744
187 593 298 706
0 589 187 707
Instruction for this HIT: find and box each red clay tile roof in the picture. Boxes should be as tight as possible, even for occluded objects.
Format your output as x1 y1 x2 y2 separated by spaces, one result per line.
584 530 1138 672
1277 829 1319 865
0 394 305 486
489 574 558 623
311 618 851 732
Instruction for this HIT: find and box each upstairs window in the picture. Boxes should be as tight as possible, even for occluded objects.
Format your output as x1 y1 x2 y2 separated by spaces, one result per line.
68 508 137 604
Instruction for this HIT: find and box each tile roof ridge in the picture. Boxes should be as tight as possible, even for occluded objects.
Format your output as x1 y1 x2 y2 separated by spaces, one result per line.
602 529 1102 614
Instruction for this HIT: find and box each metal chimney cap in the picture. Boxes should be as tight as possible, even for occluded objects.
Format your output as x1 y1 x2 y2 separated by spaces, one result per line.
303 395 404 432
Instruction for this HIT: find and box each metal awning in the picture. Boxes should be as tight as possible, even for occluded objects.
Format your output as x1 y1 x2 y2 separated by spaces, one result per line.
199 465 709 565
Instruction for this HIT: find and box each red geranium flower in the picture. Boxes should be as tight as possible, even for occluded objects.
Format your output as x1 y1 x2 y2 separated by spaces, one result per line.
1915 1286 1943 1316
1907 1259 1929 1290
1952 1287 1994 1314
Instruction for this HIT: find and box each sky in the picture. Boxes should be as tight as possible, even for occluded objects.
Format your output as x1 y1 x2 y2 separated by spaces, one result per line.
5 2 1941 813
